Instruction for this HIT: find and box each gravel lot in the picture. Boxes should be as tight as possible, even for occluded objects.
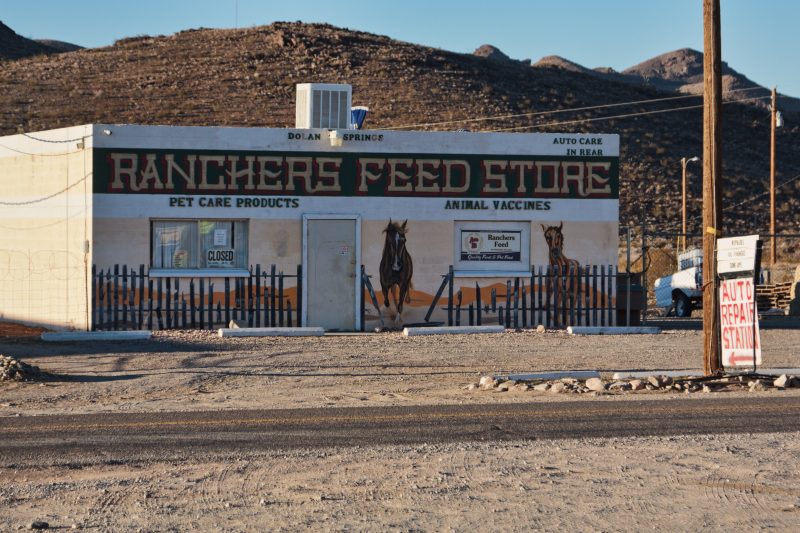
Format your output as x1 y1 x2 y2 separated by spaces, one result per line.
2 326 800 530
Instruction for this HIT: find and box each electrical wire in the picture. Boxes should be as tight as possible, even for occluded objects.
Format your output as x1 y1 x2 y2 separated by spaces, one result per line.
0 143 85 157
384 85 769 131
488 95 771 133
22 132 89 144
723 172 800 212
0 173 90 206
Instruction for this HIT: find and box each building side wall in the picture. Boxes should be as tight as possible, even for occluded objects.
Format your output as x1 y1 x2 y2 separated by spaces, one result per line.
0 127 93 329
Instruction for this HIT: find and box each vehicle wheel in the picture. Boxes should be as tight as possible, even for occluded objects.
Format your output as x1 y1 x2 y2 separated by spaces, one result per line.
674 293 692 318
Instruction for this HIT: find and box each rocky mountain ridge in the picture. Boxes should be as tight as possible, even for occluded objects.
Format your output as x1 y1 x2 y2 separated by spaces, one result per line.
1 21 798 242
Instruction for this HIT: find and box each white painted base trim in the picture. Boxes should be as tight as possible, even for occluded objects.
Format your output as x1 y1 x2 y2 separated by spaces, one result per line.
403 325 504 336
613 368 800 380
218 327 325 337
41 331 152 342
497 371 601 381
567 326 662 335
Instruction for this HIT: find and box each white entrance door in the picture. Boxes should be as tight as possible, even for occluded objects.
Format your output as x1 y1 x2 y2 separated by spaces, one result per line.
303 215 360 330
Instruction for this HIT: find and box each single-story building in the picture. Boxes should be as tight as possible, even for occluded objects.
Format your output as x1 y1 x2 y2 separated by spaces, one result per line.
0 87 619 331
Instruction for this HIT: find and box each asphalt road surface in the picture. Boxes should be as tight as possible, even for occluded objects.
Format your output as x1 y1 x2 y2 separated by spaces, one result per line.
2 397 799 463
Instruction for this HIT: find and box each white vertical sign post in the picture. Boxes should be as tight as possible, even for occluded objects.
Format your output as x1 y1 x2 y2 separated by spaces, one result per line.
716 235 762 371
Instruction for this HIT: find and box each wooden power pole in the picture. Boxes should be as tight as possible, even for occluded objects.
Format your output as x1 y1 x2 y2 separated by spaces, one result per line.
703 0 723 375
770 86 777 265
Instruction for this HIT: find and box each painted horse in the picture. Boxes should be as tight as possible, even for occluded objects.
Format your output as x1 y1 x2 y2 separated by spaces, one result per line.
380 219 414 320
541 222 581 322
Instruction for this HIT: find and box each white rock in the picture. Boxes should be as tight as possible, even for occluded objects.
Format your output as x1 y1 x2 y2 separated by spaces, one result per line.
629 379 645 391
749 379 767 392
479 376 496 390
585 377 606 392
773 374 792 388
609 381 632 391
549 382 567 393
536 325 545 333
533 382 551 392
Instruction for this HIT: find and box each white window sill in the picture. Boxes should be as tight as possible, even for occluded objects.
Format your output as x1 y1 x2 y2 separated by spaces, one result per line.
148 268 251 278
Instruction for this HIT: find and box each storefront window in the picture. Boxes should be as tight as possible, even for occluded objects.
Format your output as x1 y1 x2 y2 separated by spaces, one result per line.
151 220 248 270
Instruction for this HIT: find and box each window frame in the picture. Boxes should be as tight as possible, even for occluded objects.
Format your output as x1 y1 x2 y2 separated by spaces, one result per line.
149 218 250 277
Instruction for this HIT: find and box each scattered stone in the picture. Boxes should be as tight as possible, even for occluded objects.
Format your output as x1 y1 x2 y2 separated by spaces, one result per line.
629 379 645 391
560 378 578 385
647 375 673 388
496 380 515 392
608 381 632 391
536 325 546 333
749 379 767 392
773 374 794 389
585 377 606 392
466 383 479 391
228 319 247 328
0 355 48 382
513 383 530 392
702 384 712 393
549 382 567 393
479 376 497 390
532 382 550 392
28 522 49 530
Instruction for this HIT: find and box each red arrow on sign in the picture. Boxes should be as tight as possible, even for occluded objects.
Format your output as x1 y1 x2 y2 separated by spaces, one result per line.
728 354 756 365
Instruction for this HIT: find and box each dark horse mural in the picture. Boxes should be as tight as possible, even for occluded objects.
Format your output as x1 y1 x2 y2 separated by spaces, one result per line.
542 222 581 321
380 219 414 321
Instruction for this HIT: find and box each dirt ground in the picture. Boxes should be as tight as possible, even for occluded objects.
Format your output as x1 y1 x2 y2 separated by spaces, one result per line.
2 327 800 530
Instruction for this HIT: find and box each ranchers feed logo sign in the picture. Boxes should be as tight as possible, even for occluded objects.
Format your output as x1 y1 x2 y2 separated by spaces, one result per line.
460 229 521 262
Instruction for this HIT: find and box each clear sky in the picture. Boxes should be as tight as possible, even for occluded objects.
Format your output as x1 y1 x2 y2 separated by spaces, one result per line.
3 0 799 97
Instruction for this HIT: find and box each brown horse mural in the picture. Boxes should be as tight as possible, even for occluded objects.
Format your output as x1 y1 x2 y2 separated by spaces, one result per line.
380 219 413 321
542 222 581 320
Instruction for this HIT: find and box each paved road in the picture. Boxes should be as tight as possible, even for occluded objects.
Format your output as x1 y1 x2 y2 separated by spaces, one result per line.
2 397 799 463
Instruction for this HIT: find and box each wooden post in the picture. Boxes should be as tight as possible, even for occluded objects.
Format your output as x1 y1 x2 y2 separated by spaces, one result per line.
681 157 688 253
703 0 724 375
770 86 777 265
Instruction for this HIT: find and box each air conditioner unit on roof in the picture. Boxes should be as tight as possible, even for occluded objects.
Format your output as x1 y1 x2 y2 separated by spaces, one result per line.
296 83 352 129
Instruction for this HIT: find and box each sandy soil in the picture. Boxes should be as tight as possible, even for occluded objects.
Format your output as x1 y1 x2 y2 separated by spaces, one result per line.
2 328 800 530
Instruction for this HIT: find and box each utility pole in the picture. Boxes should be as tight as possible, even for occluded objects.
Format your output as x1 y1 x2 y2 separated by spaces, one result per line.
702 0 723 376
770 86 777 265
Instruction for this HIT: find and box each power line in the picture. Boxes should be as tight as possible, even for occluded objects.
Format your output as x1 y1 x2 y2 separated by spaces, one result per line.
384 85 768 131
488 95 770 133
723 172 800 212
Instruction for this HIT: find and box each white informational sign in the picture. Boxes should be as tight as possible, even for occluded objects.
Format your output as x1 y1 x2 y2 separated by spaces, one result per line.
717 235 759 275
213 229 228 246
719 277 761 367
460 230 522 262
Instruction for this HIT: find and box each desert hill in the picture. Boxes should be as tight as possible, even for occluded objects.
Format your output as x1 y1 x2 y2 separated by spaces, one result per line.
0 21 54 60
1 21 798 241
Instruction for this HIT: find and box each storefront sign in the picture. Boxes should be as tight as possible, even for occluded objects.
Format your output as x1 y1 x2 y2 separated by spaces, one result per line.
460 230 521 262
95 149 619 200
719 277 761 367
